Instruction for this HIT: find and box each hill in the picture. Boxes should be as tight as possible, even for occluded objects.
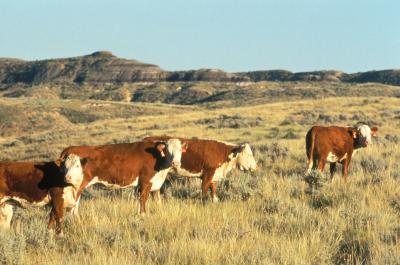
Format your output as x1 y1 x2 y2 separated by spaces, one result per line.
0 51 399 85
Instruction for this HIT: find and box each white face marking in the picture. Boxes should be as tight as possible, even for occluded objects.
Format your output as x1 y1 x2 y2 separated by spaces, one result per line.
165 138 184 168
235 144 257 171
150 168 171 191
356 125 373 145
61 154 84 188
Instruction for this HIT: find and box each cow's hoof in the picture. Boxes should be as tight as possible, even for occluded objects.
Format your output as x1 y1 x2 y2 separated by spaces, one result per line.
212 196 219 203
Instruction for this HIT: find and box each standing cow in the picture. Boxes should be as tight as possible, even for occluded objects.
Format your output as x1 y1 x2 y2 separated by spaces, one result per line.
144 137 257 202
306 124 378 180
0 154 85 236
58 139 186 215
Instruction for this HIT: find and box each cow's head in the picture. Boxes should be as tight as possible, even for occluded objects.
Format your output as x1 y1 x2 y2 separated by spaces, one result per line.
352 124 378 147
59 154 87 188
231 143 257 171
156 138 187 168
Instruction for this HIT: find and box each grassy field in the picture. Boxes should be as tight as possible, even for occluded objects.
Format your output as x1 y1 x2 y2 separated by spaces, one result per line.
0 85 399 264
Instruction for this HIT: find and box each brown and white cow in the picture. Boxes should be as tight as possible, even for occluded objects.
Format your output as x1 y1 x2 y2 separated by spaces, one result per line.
306 124 378 180
144 137 257 202
0 154 85 235
58 139 185 215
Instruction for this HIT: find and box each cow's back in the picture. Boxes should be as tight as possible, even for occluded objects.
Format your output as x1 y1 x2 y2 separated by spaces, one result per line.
306 126 355 161
144 136 235 173
60 142 157 185
185 139 234 170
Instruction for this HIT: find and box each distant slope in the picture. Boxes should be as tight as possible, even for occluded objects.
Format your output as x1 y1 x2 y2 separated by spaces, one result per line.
0 51 399 85
0 51 168 84
239 70 400 85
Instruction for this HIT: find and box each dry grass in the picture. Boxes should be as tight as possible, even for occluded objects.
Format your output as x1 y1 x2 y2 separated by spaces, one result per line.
0 95 399 265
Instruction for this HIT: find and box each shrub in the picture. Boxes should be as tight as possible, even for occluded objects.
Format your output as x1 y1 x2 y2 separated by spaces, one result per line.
196 114 263 129
0 232 26 265
282 128 300 139
256 142 289 162
59 108 99 124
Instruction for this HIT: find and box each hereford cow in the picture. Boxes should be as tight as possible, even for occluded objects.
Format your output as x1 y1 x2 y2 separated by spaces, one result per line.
59 139 186 215
306 124 378 180
144 137 257 202
0 154 85 236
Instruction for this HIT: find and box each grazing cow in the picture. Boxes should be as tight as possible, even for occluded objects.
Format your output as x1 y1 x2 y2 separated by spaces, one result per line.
58 139 186 215
306 124 378 180
144 137 257 202
0 154 85 235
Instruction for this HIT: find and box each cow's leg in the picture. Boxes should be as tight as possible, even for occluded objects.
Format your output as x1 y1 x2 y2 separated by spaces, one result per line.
317 157 327 173
210 182 219 203
138 182 152 216
306 157 313 174
329 163 337 181
151 190 162 205
201 179 211 202
48 189 65 236
0 204 13 230
201 169 215 202
341 158 351 182
48 206 64 236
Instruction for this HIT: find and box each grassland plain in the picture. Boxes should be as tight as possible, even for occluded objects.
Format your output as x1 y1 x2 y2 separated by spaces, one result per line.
0 86 399 264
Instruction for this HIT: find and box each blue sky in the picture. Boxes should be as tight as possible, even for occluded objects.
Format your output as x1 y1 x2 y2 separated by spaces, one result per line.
0 0 399 72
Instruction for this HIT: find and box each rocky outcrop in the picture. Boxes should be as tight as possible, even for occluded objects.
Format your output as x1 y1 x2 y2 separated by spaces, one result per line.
0 51 399 85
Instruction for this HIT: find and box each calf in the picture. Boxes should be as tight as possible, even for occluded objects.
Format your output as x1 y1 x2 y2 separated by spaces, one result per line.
144 137 257 202
59 139 185 215
0 154 85 235
306 124 378 180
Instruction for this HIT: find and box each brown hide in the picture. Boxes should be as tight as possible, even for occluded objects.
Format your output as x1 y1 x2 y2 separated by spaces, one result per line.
306 126 360 180
144 136 239 200
59 141 172 214
0 161 67 234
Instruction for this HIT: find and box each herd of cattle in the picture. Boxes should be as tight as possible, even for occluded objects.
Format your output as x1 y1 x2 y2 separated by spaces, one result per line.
0 124 377 236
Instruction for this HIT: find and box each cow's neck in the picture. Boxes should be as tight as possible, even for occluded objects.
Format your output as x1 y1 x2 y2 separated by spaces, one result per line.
226 151 240 173
353 138 366 150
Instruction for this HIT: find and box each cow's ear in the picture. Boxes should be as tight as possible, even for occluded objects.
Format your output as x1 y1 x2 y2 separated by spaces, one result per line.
239 144 247 152
80 158 88 167
231 144 245 158
182 142 188 153
55 159 62 167
156 143 166 157
348 128 357 139
371 127 378 137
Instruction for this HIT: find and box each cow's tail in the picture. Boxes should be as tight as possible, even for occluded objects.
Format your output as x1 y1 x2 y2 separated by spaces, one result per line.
305 127 316 173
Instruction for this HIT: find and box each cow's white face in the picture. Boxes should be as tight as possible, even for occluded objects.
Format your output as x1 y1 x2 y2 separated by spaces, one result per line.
164 138 187 168
61 154 85 188
356 125 378 146
235 143 257 171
